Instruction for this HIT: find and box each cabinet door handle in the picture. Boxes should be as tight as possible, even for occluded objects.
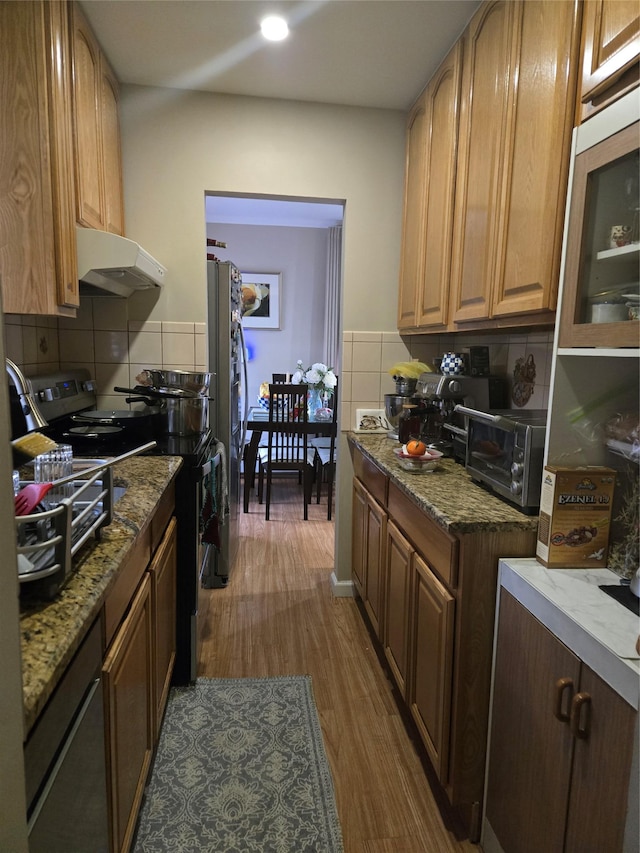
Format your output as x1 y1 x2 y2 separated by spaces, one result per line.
570 692 591 740
553 677 574 722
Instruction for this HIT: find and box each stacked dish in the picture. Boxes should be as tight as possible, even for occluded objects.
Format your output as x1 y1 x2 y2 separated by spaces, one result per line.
393 445 443 473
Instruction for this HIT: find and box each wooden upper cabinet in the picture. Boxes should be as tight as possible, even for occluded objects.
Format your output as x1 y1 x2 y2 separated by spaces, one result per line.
71 2 124 235
450 0 580 328
397 92 428 330
0 0 79 315
415 42 463 330
397 42 462 332
100 63 125 235
449 0 514 326
579 0 640 122
491 0 581 319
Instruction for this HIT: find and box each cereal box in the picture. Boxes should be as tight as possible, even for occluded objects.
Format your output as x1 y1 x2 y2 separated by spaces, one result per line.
536 466 616 568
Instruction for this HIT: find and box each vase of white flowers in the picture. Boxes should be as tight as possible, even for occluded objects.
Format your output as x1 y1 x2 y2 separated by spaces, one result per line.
292 360 337 420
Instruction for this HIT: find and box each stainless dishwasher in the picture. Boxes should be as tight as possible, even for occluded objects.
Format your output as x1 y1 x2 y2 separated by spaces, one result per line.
25 616 109 852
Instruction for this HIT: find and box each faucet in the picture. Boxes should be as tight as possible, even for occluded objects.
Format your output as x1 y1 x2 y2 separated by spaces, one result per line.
6 358 48 432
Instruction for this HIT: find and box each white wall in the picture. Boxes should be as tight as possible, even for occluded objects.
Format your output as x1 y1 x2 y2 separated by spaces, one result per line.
117 86 406 585
119 87 406 333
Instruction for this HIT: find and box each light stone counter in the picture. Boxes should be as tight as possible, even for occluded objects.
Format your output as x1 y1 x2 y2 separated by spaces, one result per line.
348 433 539 534
19 456 182 736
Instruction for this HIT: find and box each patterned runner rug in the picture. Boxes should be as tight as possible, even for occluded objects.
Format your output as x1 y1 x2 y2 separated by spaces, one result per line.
133 676 344 852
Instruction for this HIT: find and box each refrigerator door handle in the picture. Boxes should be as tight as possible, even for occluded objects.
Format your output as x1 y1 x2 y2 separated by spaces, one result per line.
238 323 249 451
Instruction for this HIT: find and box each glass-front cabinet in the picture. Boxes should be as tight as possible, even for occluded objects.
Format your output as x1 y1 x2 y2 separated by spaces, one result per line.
559 119 639 348
548 92 639 579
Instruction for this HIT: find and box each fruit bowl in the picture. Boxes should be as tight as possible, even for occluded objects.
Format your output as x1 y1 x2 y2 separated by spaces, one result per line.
393 446 443 473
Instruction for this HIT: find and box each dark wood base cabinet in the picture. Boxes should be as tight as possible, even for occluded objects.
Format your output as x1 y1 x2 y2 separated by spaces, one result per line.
484 590 637 853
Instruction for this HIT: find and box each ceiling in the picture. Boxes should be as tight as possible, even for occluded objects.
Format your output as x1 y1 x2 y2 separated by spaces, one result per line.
80 0 480 111
80 0 481 226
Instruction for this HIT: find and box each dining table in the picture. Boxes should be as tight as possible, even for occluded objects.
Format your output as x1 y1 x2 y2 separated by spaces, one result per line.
243 406 336 512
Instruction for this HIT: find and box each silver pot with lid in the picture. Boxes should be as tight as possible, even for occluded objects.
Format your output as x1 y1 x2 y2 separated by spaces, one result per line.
138 368 213 396
115 382 211 436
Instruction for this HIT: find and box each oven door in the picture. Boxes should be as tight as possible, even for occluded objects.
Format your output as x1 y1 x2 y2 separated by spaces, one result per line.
456 407 517 501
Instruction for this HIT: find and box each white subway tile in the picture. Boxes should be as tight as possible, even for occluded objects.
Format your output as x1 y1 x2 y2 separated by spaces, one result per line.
351 371 381 403
4 324 23 362
129 331 162 364
195 334 207 366
162 332 195 365
129 320 162 333
94 330 129 363
352 340 382 373
162 321 194 334
91 299 128 331
95 363 130 397
352 331 382 343
58 329 95 362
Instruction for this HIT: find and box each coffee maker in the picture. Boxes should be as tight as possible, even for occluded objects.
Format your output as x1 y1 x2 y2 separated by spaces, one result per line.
414 373 506 461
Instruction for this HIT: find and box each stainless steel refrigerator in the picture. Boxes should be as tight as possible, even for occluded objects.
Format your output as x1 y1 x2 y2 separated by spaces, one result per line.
205 260 248 587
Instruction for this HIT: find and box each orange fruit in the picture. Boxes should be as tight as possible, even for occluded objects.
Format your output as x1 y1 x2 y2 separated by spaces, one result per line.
406 439 427 457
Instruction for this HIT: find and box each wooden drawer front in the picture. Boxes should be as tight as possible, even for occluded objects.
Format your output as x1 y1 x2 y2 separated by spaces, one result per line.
104 525 151 645
150 481 175 553
388 482 457 588
353 448 388 506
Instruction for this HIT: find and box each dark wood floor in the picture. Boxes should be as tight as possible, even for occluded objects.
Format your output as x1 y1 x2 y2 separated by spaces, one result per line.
197 477 480 853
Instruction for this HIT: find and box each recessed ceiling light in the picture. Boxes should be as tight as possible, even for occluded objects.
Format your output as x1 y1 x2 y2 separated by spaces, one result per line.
260 15 289 41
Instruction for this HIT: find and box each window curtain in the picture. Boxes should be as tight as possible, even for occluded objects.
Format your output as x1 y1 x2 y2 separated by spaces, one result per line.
323 225 342 370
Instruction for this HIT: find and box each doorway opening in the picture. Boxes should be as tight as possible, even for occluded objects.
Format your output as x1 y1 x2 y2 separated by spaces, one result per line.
204 191 345 516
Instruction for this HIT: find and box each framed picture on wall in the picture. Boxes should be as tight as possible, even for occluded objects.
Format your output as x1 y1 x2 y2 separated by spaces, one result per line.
240 272 281 329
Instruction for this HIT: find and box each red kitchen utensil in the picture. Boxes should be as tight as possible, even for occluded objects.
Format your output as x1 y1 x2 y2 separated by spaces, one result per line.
14 482 54 516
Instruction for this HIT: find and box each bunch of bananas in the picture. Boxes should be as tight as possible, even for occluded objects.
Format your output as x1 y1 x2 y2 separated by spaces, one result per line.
387 360 431 379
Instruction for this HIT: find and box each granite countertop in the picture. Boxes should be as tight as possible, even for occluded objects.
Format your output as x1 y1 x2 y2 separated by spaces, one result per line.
499 558 639 708
348 433 539 535
20 455 182 736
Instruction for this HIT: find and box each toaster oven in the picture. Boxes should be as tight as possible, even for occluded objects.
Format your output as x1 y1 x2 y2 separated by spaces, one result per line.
454 406 548 513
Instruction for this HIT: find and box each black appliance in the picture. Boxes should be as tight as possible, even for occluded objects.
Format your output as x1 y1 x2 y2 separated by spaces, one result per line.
415 373 507 463
22 368 217 685
25 617 108 852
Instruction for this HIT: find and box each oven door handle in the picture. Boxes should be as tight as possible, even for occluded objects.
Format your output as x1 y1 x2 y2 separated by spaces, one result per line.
453 405 517 432
201 451 221 479
442 422 467 437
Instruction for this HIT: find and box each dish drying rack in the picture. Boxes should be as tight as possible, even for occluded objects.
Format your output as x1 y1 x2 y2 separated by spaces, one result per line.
16 460 114 602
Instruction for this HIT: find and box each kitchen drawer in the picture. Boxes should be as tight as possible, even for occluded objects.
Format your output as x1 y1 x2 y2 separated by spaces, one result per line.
353 447 388 507
150 481 175 552
388 482 458 588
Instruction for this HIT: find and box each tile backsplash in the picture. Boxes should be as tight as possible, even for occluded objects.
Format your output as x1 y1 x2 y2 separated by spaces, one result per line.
4 304 553 425
4 301 206 410
340 329 554 431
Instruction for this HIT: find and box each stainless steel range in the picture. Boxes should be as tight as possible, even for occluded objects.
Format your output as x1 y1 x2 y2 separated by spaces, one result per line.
17 367 218 685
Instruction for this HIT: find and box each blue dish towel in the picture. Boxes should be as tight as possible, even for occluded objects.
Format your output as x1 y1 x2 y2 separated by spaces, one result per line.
200 441 228 549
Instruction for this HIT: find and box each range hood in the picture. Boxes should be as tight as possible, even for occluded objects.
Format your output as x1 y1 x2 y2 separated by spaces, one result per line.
76 227 167 297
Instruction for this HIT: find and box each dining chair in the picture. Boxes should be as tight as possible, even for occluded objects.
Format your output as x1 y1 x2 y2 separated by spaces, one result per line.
310 381 338 520
272 373 289 382
257 383 316 520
